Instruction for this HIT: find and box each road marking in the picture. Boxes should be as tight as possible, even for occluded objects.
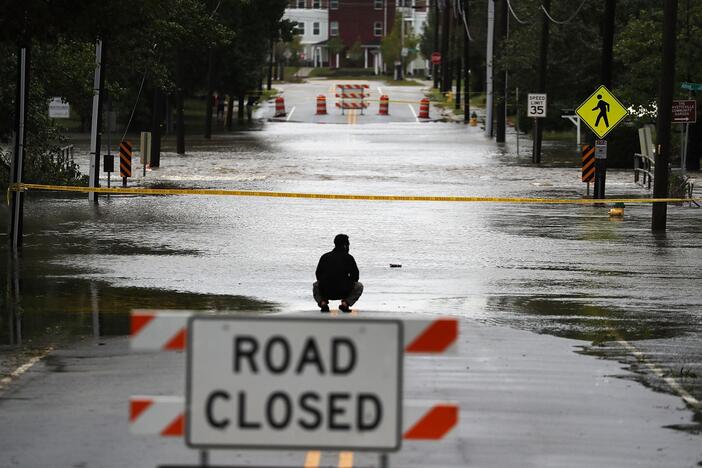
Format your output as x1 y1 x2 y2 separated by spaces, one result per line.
377 86 383 95
286 106 296 122
409 103 419 123
0 348 53 392
616 339 701 410
304 451 321 467
338 451 354 468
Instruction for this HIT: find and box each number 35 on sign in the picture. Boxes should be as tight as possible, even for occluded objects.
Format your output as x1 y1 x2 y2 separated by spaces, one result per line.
527 93 547 118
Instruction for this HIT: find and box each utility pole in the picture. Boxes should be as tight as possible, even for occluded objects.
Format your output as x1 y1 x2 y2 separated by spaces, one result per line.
532 0 550 163
9 45 30 252
601 0 616 88
495 0 507 142
433 0 440 89
204 49 215 139
485 0 495 137
88 39 105 203
440 0 451 92
463 0 470 122
652 0 678 232
455 16 462 110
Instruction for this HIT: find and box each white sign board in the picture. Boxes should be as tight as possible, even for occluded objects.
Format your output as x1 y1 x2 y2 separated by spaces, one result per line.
186 316 402 451
48 97 70 119
527 93 547 118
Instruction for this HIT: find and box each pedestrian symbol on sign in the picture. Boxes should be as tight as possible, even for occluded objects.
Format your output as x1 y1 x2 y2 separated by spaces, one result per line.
592 95 610 128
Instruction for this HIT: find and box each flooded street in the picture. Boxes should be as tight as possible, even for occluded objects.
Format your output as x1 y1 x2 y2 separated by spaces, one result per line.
2 84 702 466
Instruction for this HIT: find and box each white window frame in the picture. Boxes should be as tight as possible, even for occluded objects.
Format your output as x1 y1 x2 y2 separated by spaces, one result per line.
297 0 305 8
313 22 320 35
312 0 321 8
296 21 305 35
330 21 339 36
374 0 384 10
373 21 383 37
330 0 338 9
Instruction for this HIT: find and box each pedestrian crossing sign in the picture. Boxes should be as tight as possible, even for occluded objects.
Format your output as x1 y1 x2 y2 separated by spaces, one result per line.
575 85 628 139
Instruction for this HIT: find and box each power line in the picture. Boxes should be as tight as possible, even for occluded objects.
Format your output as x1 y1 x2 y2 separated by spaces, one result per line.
506 0 534 25
539 0 587 25
455 0 474 41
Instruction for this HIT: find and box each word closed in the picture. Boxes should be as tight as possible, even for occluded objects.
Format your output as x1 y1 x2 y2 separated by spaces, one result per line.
187 317 402 451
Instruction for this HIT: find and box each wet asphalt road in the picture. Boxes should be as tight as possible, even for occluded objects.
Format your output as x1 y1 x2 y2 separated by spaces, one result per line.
1 79 702 467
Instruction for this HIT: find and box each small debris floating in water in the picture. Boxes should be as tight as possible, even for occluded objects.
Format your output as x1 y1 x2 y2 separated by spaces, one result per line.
390 264 402 268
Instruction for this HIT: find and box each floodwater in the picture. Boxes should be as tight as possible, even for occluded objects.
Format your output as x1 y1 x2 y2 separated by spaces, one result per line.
1 121 702 407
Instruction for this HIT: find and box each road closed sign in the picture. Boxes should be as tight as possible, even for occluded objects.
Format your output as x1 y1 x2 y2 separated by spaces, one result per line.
186 316 402 451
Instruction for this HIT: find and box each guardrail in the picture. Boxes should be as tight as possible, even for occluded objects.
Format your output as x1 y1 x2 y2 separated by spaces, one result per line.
633 152 654 189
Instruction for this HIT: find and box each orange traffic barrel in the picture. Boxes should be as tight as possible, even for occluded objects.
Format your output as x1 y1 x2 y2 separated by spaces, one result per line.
418 98 430 119
316 95 327 115
378 95 389 115
274 96 286 117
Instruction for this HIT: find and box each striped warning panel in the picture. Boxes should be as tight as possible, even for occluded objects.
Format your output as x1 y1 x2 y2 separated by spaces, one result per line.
129 396 458 440
130 310 458 355
335 102 370 109
336 84 369 89
335 93 370 99
120 140 132 178
130 395 184 436
582 144 595 182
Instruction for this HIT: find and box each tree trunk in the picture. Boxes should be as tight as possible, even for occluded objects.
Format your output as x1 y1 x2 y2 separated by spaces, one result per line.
440 2 451 93
175 53 185 154
238 95 245 124
204 49 215 139
495 0 508 143
226 96 234 131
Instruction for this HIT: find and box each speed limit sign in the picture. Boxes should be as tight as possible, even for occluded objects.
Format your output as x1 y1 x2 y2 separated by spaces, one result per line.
527 93 547 118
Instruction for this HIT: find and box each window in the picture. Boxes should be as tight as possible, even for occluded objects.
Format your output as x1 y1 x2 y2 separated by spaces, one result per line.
297 0 305 8
296 22 305 35
313 22 320 35
373 21 383 37
330 21 339 36
374 0 384 9
312 0 321 7
330 0 338 9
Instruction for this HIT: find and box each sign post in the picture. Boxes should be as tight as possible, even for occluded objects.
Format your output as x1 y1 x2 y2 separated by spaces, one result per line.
576 85 629 199
186 316 403 451
527 93 547 163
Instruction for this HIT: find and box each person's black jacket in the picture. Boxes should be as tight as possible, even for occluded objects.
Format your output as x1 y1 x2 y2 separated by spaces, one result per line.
315 247 359 299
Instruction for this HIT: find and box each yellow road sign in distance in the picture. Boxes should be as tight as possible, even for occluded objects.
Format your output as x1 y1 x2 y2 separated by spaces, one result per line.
576 85 628 139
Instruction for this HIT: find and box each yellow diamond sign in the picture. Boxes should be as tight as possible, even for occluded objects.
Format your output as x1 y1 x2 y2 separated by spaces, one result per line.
575 85 628 139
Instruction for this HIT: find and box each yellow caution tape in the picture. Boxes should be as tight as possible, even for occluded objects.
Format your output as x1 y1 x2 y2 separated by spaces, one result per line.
8 183 701 205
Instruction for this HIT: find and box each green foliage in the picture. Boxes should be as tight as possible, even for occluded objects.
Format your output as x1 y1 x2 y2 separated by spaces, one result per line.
346 39 364 66
381 16 420 73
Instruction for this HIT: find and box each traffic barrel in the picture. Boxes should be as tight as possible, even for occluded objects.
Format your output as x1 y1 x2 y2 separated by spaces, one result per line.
315 95 327 115
274 96 286 117
378 95 389 116
418 98 430 119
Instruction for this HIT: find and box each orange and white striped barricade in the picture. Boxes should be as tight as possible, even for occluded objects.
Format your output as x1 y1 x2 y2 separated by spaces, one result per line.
130 395 458 442
130 310 458 355
378 95 390 116
335 84 370 115
274 96 286 117
315 95 327 115
418 98 430 119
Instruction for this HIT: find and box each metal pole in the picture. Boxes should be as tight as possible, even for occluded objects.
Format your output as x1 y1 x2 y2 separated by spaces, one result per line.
379 453 389 468
652 0 678 232
9 46 29 252
433 0 440 89
440 0 451 92
495 0 507 142
485 0 495 137
88 39 105 204
199 450 209 467
463 0 470 122
515 87 520 155
533 0 550 164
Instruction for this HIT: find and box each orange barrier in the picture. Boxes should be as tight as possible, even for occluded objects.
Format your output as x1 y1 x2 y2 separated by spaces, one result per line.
274 96 286 117
378 95 389 116
418 98 430 119
315 95 327 115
